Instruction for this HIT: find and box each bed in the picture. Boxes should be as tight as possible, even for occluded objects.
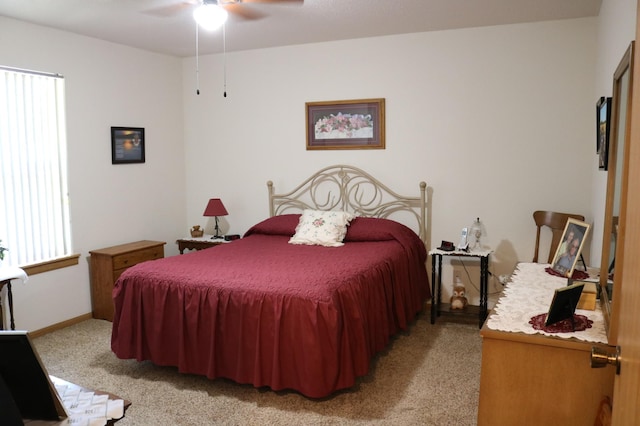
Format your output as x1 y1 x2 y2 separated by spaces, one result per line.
111 165 430 398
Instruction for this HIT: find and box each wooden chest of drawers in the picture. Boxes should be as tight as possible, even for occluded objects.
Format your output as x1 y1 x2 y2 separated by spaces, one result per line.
89 240 165 321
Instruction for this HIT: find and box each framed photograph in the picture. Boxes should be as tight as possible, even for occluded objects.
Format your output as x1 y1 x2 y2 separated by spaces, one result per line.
544 282 585 326
306 98 385 150
551 218 591 277
596 96 611 170
111 126 145 164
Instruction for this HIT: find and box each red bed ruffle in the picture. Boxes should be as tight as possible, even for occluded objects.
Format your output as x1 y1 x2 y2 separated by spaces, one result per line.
111 217 429 398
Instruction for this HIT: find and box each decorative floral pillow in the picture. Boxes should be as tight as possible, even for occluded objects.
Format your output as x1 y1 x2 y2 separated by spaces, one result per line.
289 210 355 247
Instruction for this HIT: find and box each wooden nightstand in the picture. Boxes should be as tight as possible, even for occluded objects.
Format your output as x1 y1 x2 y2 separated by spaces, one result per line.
89 240 165 321
176 237 226 254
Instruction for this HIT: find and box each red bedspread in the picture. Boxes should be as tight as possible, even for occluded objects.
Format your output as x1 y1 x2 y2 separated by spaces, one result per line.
111 215 429 398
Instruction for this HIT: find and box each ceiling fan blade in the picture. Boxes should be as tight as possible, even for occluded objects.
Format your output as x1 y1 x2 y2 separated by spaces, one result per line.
224 3 266 20
221 0 302 20
143 1 198 17
239 0 303 3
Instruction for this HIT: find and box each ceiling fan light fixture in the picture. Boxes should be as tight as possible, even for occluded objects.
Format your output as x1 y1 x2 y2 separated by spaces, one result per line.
193 3 229 31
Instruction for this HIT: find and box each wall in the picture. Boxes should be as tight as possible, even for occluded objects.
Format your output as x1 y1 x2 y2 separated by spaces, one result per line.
590 0 637 268
0 17 185 331
1 0 635 329
183 18 597 305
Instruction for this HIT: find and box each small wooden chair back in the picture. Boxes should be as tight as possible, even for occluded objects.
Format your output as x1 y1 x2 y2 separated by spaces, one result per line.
533 210 585 264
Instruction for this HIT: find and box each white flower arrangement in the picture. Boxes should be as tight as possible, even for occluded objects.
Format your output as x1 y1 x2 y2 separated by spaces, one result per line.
314 112 374 139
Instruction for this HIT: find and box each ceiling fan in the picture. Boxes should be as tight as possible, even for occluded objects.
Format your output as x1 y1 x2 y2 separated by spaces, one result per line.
146 0 303 95
146 0 303 29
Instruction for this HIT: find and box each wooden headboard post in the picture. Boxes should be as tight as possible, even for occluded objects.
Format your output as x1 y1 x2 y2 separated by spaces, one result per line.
267 165 427 243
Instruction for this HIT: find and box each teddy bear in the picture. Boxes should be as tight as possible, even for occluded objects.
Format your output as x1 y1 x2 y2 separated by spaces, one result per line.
450 283 468 310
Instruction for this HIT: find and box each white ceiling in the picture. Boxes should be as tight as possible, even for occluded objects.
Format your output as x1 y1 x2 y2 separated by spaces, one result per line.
0 0 602 58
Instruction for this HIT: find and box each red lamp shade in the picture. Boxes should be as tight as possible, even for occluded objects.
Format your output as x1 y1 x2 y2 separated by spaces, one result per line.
203 198 228 239
203 198 228 217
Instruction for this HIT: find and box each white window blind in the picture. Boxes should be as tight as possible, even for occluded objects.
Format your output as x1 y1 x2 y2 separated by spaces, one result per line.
0 67 72 267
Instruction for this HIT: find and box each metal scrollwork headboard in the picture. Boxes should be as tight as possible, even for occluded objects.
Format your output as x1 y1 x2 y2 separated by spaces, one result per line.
267 164 427 242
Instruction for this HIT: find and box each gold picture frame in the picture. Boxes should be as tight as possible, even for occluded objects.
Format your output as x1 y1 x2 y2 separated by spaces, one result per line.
306 98 385 150
551 218 591 277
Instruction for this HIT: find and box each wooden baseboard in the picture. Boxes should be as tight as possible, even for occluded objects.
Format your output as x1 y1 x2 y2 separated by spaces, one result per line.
28 312 94 338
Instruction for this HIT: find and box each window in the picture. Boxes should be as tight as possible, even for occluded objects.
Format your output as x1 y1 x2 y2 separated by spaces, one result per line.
0 66 73 270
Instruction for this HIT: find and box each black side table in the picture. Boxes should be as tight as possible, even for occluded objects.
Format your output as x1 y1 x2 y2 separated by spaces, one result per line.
429 248 491 328
0 267 28 330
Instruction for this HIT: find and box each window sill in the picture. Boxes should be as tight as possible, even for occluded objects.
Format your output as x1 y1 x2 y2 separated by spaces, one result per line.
21 254 80 276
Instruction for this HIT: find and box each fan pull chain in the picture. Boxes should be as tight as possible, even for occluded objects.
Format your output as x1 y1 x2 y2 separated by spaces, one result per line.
223 23 227 98
195 22 200 95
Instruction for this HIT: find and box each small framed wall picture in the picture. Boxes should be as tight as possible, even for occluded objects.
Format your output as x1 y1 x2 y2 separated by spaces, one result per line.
596 97 611 170
111 127 145 164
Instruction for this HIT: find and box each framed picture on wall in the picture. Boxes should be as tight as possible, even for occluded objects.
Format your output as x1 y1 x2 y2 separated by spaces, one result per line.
306 98 385 150
111 127 145 164
551 218 591 277
596 96 612 170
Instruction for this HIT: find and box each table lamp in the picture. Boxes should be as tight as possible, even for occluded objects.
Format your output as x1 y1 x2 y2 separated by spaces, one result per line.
203 198 228 239
470 217 483 250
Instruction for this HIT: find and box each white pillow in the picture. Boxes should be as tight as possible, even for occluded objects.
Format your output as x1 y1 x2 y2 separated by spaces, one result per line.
289 209 355 247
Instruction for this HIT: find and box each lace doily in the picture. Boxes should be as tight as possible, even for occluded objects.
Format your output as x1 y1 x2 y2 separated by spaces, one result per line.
544 266 590 280
529 313 593 333
429 248 492 257
486 263 607 343
0 266 29 284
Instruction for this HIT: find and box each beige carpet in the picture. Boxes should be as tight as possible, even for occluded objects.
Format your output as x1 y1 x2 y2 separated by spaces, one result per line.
32 313 482 425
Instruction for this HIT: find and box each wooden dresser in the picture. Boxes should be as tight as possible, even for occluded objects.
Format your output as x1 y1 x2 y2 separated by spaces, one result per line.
89 240 165 321
478 263 614 425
